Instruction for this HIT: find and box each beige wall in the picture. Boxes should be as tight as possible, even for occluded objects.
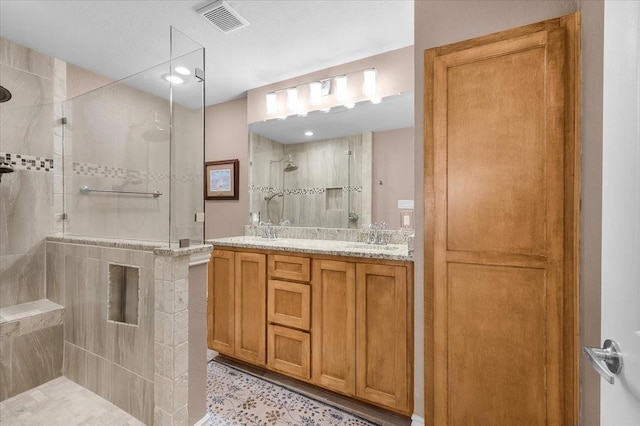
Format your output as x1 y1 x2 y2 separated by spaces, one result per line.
577 1 604 424
414 0 580 420
204 97 249 238
372 127 414 229
66 63 113 99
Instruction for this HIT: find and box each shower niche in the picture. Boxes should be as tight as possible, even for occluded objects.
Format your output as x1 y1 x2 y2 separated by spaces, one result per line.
107 264 139 325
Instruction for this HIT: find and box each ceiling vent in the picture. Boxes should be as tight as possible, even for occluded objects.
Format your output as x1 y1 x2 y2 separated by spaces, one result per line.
197 0 249 34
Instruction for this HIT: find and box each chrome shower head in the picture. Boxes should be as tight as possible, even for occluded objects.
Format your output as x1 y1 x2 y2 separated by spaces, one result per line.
0 163 14 182
0 86 12 103
284 160 298 172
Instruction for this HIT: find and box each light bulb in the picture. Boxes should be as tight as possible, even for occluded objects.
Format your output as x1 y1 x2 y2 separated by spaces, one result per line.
363 68 377 97
335 75 348 102
266 92 278 115
309 81 322 106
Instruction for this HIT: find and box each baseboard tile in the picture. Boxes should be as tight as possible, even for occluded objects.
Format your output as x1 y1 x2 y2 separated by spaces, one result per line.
193 414 209 426
411 414 425 426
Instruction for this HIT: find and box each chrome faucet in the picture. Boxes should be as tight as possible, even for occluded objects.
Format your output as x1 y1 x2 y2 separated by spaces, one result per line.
376 221 388 245
261 222 277 239
367 222 388 245
367 223 378 244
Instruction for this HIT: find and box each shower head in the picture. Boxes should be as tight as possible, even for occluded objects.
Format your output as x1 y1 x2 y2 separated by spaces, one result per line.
0 163 14 182
284 160 298 172
0 86 12 103
271 155 298 172
141 112 169 142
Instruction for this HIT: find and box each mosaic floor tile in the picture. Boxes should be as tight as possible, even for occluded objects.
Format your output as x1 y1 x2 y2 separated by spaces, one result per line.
206 360 379 426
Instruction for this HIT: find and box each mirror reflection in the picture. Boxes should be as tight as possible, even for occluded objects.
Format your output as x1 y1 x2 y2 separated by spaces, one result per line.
249 92 414 229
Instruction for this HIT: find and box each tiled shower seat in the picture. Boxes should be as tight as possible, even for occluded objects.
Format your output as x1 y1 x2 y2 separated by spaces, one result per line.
0 299 65 401
0 299 64 337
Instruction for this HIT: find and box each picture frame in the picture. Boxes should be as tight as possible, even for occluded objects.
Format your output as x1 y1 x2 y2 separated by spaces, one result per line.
205 159 239 200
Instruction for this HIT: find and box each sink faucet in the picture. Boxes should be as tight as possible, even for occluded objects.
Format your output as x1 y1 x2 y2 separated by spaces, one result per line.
367 223 378 244
261 221 277 239
376 221 388 245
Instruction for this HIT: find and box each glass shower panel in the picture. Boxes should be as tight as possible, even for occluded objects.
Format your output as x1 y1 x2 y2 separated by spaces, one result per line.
169 27 205 247
62 63 171 242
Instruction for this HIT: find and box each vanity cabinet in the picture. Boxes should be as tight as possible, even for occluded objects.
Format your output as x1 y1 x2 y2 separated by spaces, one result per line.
312 260 412 414
208 246 413 416
208 249 266 365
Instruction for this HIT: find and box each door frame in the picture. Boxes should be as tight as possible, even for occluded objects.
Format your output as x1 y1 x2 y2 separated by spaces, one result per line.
423 13 581 425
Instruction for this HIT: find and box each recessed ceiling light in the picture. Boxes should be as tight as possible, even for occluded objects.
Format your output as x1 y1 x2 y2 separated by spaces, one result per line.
174 66 191 75
304 131 314 136
162 73 184 84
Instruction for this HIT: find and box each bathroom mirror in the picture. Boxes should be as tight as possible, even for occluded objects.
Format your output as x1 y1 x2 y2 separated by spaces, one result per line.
249 91 414 229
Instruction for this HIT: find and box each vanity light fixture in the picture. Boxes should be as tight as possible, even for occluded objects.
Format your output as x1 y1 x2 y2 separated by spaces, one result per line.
363 68 377 97
335 75 348 102
309 81 322 106
266 92 278 115
174 66 191 75
162 73 184 84
286 87 299 111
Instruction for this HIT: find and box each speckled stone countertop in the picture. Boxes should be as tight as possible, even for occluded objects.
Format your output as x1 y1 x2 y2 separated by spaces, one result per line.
46 235 212 257
206 236 413 262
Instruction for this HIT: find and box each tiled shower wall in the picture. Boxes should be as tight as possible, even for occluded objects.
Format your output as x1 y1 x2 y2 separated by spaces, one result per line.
0 37 65 308
249 132 372 228
46 240 155 424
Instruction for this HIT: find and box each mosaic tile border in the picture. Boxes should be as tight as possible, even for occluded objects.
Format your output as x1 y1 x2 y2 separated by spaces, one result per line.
72 161 200 183
249 184 363 195
0 152 54 172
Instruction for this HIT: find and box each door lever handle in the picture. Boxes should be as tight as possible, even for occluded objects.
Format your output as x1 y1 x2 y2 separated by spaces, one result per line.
583 339 623 384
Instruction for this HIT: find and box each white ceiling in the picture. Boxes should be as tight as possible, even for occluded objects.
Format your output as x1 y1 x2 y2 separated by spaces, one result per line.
0 0 414 107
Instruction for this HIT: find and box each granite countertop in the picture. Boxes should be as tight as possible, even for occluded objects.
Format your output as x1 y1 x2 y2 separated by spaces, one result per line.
205 236 413 262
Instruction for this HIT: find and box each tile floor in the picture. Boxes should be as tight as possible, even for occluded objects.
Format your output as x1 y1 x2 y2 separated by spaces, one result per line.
0 376 143 425
0 358 411 426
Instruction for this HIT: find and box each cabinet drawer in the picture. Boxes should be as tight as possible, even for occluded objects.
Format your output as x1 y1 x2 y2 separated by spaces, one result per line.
267 280 310 331
268 254 310 282
267 324 311 380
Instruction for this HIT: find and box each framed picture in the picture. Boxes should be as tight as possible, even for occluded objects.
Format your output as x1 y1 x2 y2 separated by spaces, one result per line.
205 159 239 200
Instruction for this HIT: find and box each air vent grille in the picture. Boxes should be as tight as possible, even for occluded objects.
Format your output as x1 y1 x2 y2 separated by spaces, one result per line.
197 0 249 33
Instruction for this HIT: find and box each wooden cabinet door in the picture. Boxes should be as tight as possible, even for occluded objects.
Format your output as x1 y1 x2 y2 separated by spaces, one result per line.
208 250 235 355
234 251 266 365
355 263 410 414
267 324 311 380
425 16 579 425
311 259 356 395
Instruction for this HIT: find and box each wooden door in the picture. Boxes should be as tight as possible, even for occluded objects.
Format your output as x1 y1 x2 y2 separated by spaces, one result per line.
311 259 356 395
355 263 410 414
234 251 266 365
424 15 579 425
208 249 235 355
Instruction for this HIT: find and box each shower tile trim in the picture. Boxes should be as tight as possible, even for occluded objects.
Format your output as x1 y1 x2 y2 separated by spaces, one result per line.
0 152 54 172
249 184 363 195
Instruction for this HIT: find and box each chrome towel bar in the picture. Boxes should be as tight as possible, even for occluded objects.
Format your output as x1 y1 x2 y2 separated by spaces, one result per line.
79 185 162 198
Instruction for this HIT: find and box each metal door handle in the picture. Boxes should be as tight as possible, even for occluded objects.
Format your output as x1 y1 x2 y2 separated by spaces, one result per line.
583 339 623 384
